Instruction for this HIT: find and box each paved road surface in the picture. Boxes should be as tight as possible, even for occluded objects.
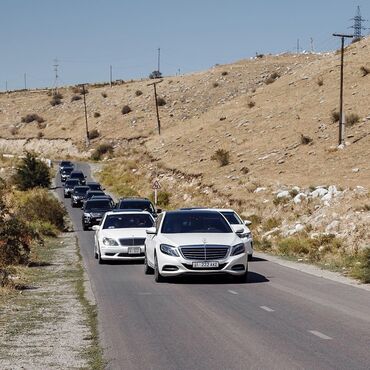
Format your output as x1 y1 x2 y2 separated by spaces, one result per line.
56 163 370 370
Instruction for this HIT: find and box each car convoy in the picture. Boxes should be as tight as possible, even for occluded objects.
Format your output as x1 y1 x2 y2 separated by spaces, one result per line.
59 161 253 283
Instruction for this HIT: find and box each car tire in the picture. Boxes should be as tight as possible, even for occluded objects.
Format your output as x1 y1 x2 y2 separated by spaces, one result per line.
82 224 89 231
94 246 98 259
98 249 105 265
144 254 154 275
234 266 248 283
154 254 165 283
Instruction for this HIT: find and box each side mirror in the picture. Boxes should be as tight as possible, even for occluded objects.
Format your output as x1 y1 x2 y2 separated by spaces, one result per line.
92 225 99 231
156 208 162 214
235 227 244 234
146 227 157 235
244 220 252 226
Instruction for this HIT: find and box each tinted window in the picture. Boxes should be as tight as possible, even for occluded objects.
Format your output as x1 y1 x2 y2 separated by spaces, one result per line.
73 187 89 195
60 161 72 167
221 212 242 225
62 167 74 174
87 183 102 191
87 191 105 199
103 214 154 229
85 200 112 210
118 200 155 213
70 172 84 179
161 211 232 234
65 179 80 187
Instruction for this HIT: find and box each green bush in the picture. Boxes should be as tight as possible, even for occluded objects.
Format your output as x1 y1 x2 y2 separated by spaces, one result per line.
12 152 51 190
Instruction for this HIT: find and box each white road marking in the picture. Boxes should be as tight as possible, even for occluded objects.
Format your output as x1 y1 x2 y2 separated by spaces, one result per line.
228 290 239 295
308 330 333 340
260 306 275 312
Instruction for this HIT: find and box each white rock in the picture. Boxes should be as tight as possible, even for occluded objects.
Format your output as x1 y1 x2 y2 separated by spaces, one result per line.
295 224 305 232
293 193 307 204
292 186 300 192
311 188 328 198
262 227 280 238
254 187 267 193
352 168 360 173
276 190 290 198
325 220 340 233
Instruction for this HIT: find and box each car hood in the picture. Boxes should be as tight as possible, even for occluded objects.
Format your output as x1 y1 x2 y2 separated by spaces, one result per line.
160 233 240 247
99 228 148 239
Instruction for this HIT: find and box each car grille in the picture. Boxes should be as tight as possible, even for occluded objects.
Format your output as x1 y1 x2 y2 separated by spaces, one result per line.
119 238 146 246
180 245 230 260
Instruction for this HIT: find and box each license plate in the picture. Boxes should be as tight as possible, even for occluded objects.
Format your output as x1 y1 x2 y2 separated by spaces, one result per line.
192 261 219 268
128 247 141 255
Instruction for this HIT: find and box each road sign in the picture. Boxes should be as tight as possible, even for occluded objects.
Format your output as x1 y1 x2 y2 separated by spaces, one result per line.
152 180 161 190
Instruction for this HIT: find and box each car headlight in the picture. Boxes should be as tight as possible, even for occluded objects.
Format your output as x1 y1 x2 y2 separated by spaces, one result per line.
83 213 91 219
160 244 179 257
102 237 119 246
231 243 245 256
239 232 252 239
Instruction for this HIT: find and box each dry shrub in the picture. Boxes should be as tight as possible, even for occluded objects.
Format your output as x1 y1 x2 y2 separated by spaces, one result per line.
212 82 219 88
221 71 228 76
265 72 280 84
71 95 82 102
211 149 230 166
317 77 324 86
346 113 360 126
10 126 19 135
121 105 132 115
157 97 166 106
360 66 369 77
331 111 340 123
101 92 108 98
300 134 313 145
88 129 100 140
91 143 114 161
94 112 101 118
50 96 62 106
135 90 143 97
21 114 45 124
247 101 255 108
37 131 44 139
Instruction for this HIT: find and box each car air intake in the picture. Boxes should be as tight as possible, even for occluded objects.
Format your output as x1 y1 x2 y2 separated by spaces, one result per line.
180 245 229 260
119 238 146 246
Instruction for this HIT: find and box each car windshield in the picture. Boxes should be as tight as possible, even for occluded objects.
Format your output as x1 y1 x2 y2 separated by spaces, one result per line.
87 191 105 198
161 211 233 234
60 161 72 167
103 214 153 229
221 211 242 225
87 183 101 191
85 200 112 211
70 172 84 179
118 200 155 213
65 180 80 187
73 187 89 195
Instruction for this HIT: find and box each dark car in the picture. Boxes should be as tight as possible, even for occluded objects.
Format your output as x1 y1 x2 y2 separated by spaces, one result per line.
63 179 80 198
86 182 103 191
85 190 106 203
116 197 159 217
69 171 86 185
91 195 115 208
60 166 74 182
71 186 90 207
82 199 113 230
59 160 74 173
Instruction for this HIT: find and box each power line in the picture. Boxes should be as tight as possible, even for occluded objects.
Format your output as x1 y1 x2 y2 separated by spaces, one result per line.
350 6 368 40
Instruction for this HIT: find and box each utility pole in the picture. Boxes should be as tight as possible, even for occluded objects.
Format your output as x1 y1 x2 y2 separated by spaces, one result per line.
53 58 59 94
350 6 368 40
296 39 300 54
310 37 314 53
109 65 112 87
80 84 90 147
157 47 161 73
24 73 27 89
333 33 353 146
5 80 8 92
147 79 163 135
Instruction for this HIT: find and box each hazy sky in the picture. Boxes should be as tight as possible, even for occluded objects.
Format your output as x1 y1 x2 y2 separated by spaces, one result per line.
1 0 369 90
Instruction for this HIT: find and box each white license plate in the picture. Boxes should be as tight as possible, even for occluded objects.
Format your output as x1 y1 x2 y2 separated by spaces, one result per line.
192 261 219 268
128 247 141 255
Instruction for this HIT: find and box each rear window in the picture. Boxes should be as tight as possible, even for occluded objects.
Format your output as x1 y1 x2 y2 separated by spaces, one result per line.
85 200 112 210
62 167 74 174
87 183 102 191
70 172 84 179
73 187 89 195
87 191 105 198
65 179 80 186
103 214 154 229
221 212 242 225
60 161 72 167
118 200 155 213
161 211 232 234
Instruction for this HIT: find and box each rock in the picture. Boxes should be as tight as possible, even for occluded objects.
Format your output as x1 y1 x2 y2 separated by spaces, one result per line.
293 193 307 204
254 187 267 193
325 220 340 233
277 159 285 164
295 224 305 233
276 190 290 198
352 168 360 173
311 188 328 198
262 227 280 238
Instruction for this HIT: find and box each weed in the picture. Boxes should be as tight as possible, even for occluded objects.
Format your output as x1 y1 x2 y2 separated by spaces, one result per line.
21 114 45 124
289 188 299 198
300 134 313 145
262 217 281 232
360 66 369 77
331 111 340 123
88 129 100 140
135 90 143 97
254 238 272 251
346 113 360 126
273 196 289 206
121 105 132 115
157 97 166 106
37 132 44 139
71 95 82 102
91 143 113 161
211 149 230 167
93 112 101 118
10 126 19 135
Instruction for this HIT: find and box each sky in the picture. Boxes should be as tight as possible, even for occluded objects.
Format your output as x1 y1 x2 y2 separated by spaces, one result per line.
0 0 369 91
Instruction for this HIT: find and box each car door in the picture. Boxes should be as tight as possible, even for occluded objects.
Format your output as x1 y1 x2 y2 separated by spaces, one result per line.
146 213 163 265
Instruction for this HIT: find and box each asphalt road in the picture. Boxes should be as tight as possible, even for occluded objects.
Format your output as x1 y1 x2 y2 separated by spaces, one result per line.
56 163 370 370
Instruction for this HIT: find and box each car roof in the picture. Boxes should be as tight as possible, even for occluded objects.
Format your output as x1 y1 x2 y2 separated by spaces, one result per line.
167 209 221 215
118 197 151 202
86 181 100 185
73 185 89 189
87 190 105 193
104 210 153 216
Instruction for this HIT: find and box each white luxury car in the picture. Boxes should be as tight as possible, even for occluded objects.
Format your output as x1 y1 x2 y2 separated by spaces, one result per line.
144 209 248 283
214 209 253 261
93 210 155 264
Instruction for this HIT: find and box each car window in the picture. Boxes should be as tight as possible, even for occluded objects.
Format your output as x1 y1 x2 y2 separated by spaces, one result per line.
85 200 112 210
221 211 242 225
161 212 232 234
88 184 101 191
65 180 79 186
118 200 155 213
103 214 154 229
73 187 89 194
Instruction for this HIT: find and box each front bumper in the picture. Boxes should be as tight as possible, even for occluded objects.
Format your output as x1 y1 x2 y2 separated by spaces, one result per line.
157 251 248 277
100 245 145 260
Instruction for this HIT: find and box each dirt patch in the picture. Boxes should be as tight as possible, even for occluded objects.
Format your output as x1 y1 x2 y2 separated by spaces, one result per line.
0 233 101 369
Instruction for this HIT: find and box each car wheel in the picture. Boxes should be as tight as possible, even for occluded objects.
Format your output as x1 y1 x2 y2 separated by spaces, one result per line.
82 224 88 231
234 266 248 283
144 254 154 275
94 246 98 259
154 254 164 282
98 249 105 265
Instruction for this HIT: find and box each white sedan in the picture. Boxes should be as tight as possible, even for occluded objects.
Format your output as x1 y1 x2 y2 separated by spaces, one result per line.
93 210 155 264
215 209 253 260
145 209 248 283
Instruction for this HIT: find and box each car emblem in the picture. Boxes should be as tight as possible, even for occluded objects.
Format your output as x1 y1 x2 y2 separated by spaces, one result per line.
202 238 207 245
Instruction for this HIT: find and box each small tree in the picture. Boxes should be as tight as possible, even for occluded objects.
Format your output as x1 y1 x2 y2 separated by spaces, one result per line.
12 152 51 190
149 70 162 79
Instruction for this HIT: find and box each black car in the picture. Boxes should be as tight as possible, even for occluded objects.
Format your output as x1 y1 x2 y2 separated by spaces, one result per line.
71 186 90 207
82 199 113 230
85 190 106 203
60 166 74 182
63 179 80 198
116 197 160 217
91 195 115 208
59 160 74 173
69 171 86 185
86 182 103 191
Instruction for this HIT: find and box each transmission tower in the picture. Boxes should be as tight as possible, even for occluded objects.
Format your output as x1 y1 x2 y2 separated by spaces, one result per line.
350 6 368 40
53 58 59 94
